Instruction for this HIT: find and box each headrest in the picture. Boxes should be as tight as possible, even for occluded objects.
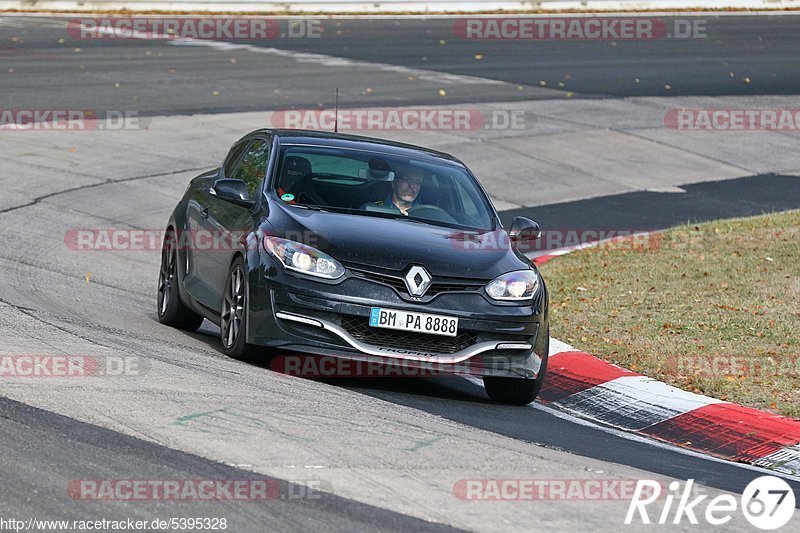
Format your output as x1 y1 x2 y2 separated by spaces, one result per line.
367 157 392 179
282 156 312 179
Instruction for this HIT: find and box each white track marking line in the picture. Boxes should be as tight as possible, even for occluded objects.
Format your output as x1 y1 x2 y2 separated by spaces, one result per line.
553 375 722 431
169 39 502 85
463 374 800 483
754 445 800 476
549 338 576 355
531 397 800 483
78 22 502 86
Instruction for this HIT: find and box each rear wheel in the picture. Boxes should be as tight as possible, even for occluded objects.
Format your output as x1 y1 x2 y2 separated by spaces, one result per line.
220 257 251 360
157 230 204 331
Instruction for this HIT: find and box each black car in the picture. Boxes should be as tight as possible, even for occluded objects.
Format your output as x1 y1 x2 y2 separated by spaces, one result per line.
157 129 549 404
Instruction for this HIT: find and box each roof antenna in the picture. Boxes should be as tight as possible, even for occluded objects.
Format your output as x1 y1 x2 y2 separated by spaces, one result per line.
334 88 339 133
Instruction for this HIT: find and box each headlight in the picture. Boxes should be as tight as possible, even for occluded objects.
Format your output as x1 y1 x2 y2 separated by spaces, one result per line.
263 237 345 279
485 270 540 301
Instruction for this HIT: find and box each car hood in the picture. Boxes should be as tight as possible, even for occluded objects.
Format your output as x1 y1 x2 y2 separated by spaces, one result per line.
265 202 531 279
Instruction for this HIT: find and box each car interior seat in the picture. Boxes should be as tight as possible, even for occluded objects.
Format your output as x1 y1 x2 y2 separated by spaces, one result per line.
281 156 313 193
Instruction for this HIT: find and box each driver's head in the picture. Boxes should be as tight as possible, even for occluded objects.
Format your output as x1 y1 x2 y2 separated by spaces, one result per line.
392 166 424 204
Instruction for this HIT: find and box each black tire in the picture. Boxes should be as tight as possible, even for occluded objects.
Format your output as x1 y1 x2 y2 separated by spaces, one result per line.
157 230 204 331
483 333 549 405
220 256 251 360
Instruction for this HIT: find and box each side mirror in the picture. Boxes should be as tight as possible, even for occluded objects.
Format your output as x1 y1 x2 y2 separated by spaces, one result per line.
509 216 541 244
211 179 255 208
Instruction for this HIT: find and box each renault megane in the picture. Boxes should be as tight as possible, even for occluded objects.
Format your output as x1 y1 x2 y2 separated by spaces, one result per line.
157 129 549 404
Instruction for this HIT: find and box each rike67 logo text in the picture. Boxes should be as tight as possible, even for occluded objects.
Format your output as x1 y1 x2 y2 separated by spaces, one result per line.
626 477 795 530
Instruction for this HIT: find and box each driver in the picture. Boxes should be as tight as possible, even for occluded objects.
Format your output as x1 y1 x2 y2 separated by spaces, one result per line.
373 166 424 215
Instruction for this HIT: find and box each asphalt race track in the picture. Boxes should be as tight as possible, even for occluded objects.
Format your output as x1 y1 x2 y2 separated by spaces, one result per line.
1 13 800 532
4 14 800 116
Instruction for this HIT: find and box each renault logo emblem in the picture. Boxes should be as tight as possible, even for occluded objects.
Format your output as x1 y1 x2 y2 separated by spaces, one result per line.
404 265 432 297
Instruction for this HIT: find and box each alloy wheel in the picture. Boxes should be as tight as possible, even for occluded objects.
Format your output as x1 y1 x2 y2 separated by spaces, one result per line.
221 265 245 348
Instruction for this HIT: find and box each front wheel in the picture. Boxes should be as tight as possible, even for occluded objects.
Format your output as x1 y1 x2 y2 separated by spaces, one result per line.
483 340 549 405
220 257 251 359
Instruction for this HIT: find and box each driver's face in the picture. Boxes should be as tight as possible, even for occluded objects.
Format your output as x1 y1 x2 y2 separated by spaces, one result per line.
393 173 423 202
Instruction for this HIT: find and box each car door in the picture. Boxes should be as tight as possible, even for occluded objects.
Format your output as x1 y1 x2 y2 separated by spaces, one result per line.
194 136 272 311
184 141 248 309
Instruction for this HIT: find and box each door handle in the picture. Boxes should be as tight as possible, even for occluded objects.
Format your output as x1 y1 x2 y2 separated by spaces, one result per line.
201 208 209 220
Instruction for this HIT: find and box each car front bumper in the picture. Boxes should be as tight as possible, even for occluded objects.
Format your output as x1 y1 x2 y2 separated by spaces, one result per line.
247 259 549 379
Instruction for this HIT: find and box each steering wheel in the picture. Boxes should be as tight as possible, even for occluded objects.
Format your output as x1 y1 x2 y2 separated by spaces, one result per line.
407 204 458 224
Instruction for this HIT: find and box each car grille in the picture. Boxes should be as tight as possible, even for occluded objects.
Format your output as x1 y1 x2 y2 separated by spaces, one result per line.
348 267 483 297
349 269 407 292
340 315 478 355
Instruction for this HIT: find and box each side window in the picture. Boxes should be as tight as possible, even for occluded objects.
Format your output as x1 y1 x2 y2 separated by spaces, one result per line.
223 142 248 178
229 139 270 196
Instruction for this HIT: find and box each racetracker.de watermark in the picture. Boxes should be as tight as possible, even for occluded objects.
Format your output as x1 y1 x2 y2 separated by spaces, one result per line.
67 17 321 40
0 355 146 378
453 479 661 501
67 479 326 501
453 17 706 40
64 229 256 252
664 354 800 378
270 355 533 378
451 229 660 253
0 110 146 131
266 108 526 131
665 109 800 130
63 228 661 254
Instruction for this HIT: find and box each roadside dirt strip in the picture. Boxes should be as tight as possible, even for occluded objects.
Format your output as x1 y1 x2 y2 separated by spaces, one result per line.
531 243 800 477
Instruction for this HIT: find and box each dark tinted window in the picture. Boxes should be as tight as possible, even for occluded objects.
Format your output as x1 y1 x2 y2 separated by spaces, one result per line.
274 146 494 230
229 139 270 196
223 142 248 178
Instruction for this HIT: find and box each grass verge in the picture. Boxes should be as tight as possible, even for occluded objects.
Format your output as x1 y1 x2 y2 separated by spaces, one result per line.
539 210 800 418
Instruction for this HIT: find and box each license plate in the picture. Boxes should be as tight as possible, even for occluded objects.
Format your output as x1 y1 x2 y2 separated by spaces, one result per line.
369 307 458 337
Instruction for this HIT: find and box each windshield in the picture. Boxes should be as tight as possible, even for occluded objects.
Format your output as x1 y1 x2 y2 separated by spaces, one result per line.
272 145 495 231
